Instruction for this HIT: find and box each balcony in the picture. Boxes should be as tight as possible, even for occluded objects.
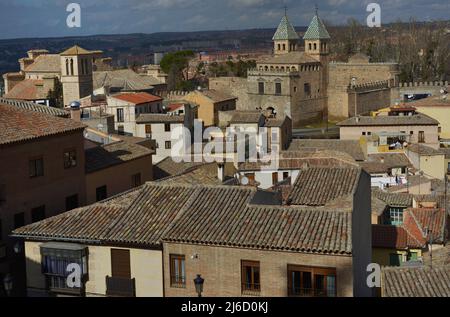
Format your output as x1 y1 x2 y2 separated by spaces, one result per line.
46 275 85 296
241 283 261 296
106 276 136 297
289 287 336 297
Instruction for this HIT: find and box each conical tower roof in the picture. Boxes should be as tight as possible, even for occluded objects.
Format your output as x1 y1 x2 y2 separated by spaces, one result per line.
272 15 300 41
303 14 330 40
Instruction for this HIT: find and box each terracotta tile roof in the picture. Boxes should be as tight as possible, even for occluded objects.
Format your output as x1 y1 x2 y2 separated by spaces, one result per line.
0 103 85 146
136 114 185 124
407 144 444 156
288 139 366 161
229 111 263 124
337 114 439 126
0 98 69 117
372 225 408 249
197 89 237 103
13 184 354 254
165 201 352 254
157 165 224 186
239 149 358 171
382 266 450 297
94 69 162 91
408 95 450 107
25 54 60 73
367 153 412 168
112 92 162 105
372 188 413 207
3 79 48 100
60 45 92 56
154 157 206 179
372 196 388 216
403 208 447 246
287 167 361 206
85 141 153 173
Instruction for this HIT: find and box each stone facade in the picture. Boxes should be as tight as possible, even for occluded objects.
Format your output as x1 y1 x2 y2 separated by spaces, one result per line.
60 52 94 106
163 243 354 297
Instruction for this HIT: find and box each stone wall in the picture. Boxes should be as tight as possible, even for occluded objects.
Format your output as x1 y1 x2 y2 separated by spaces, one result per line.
209 77 249 110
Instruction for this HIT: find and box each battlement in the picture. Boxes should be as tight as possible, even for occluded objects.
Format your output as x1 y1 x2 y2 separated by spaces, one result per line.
399 81 449 88
348 80 390 92
248 68 300 76
166 91 191 100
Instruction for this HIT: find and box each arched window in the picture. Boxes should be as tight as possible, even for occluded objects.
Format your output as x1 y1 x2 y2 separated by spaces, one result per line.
314 43 317 50
282 44 286 51
70 59 74 75
265 66 269 71
280 66 285 71
278 44 281 51
81 58 85 75
65 59 69 75
309 43 312 50
84 59 89 74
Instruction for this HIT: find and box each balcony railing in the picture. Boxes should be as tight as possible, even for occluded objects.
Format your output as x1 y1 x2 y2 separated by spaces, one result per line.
106 276 136 297
170 275 186 288
46 275 85 296
241 283 261 296
289 287 336 297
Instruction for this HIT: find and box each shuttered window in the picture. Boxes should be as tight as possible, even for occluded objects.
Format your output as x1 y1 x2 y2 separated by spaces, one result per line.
111 249 131 279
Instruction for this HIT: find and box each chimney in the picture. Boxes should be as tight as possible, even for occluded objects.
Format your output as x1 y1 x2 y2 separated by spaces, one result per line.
217 163 225 182
69 101 81 122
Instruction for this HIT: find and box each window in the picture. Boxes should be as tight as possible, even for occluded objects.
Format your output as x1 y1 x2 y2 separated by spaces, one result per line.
41 244 88 295
308 43 312 50
362 132 366 136
65 59 69 75
241 260 260 295
272 172 278 185
170 254 186 287
304 83 311 96
131 173 141 188
63 149 77 169
145 125 152 135
277 44 281 51
165 141 172 150
387 207 404 226
65 194 79 211
418 131 425 143
408 252 418 262
389 253 403 266
294 86 297 93
275 83 282 95
282 44 286 51
117 108 124 123
283 172 289 180
288 265 336 297
410 131 414 135
70 59 74 75
245 173 255 183
96 185 107 202
29 157 44 178
81 58 85 75
165 123 171 132
14 212 25 229
314 43 317 50
258 82 265 95
31 206 45 223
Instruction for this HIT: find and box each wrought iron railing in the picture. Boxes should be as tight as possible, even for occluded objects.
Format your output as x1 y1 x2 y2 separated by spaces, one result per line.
106 276 136 297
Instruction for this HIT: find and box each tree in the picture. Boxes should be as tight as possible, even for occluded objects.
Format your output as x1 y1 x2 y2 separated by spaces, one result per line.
160 50 195 90
46 77 64 108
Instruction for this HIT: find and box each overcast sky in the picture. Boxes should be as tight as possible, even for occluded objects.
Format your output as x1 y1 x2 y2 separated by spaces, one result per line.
0 0 449 40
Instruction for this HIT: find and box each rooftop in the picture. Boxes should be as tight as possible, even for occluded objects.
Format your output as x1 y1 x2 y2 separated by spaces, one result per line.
382 266 450 297
372 188 413 207
94 69 162 91
287 167 361 207
0 102 85 147
288 139 366 161
337 114 439 127
408 95 450 107
85 141 153 173
259 51 319 65
196 89 237 103
13 183 353 254
111 92 163 105
272 15 300 41
0 98 69 117
3 79 47 100
407 144 444 156
372 225 408 249
25 54 60 73
229 111 263 124
60 45 93 56
303 14 331 40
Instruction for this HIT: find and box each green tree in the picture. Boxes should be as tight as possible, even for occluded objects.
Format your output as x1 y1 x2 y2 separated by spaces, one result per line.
46 77 64 108
160 50 195 90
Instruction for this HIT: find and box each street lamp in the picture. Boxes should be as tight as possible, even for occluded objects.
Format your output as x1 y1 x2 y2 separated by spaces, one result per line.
3 273 13 297
193 274 204 297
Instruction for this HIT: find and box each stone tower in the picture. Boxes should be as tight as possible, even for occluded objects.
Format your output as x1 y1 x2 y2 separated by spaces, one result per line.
272 14 300 55
303 10 331 116
303 10 331 63
60 45 94 106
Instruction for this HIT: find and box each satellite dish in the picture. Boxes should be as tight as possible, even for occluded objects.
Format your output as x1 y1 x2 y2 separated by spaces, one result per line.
241 176 249 186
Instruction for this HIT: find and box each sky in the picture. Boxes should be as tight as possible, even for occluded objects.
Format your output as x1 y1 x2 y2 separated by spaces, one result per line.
0 0 449 40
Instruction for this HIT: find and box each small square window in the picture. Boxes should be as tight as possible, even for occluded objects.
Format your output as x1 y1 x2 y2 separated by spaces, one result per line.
165 141 172 150
165 123 171 132
29 157 44 178
63 149 77 169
